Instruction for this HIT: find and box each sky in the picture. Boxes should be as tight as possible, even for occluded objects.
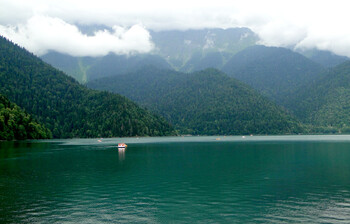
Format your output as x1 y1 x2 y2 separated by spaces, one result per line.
1 0 350 57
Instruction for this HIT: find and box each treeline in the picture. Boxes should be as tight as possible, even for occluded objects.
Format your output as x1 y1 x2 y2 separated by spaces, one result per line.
222 45 324 104
88 67 304 135
0 36 175 138
5 33 350 138
0 94 51 140
285 61 350 133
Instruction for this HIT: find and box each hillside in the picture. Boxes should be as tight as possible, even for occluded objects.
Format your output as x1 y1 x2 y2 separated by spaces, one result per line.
0 36 174 138
88 67 303 135
0 94 51 140
298 49 349 68
41 52 94 83
222 45 324 104
41 28 258 82
41 52 172 83
86 53 172 81
180 51 231 73
285 61 350 133
150 28 258 70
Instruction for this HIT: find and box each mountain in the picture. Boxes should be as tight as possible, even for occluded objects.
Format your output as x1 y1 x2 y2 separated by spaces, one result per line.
298 49 349 68
86 53 172 81
40 28 258 82
40 52 94 83
41 52 172 82
151 28 258 70
0 94 52 140
285 61 350 133
222 45 324 104
88 67 303 135
180 51 232 72
0 36 174 138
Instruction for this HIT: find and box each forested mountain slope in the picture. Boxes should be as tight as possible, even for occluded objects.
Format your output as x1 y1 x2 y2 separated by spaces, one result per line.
0 36 174 138
222 45 324 104
88 67 304 135
285 61 350 133
0 94 51 140
298 49 349 68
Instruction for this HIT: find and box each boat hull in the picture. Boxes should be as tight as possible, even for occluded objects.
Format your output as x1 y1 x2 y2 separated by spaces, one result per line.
118 143 127 149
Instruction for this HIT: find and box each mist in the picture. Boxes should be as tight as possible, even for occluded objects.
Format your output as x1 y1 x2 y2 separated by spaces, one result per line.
1 0 350 57
0 15 153 57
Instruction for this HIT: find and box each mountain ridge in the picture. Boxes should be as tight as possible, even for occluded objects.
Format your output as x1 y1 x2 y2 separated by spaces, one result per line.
40 27 258 82
0 36 175 138
285 61 350 133
88 67 304 135
0 94 52 140
222 45 324 104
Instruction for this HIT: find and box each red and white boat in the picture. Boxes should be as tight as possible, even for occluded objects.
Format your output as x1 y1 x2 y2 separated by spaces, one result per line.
118 143 127 149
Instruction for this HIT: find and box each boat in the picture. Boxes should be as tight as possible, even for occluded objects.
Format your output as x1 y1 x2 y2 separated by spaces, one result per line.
118 143 127 149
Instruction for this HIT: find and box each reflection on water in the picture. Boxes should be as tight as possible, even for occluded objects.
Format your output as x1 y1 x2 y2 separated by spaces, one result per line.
118 148 125 162
2 137 350 223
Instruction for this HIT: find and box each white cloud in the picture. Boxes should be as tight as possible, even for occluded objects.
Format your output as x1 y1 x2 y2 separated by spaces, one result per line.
0 15 153 56
1 0 350 57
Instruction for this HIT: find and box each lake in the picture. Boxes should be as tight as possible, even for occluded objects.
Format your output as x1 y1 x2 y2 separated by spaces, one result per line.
1 135 350 223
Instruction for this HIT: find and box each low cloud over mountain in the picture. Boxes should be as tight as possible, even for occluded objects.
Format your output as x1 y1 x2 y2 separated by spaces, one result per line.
0 15 153 56
1 0 350 57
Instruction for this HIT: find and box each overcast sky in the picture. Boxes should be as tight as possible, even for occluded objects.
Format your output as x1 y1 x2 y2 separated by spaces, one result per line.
1 0 350 57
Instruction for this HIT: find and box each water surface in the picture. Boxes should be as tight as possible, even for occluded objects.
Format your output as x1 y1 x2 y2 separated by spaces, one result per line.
1 135 350 223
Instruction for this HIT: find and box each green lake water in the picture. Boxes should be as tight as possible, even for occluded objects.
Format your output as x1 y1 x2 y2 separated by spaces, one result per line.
1 135 350 223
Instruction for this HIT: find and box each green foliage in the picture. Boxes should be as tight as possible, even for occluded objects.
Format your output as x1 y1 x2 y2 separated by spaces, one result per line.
0 36 174 138
285 61 350 133
0 94 52 140
88 67 304 135
222 45 324 104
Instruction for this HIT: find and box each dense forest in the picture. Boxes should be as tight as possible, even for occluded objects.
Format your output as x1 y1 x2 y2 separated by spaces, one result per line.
0 94 51 140
4 27 350 139
222 45 324 104
0 36 175 138
88 67 304 135
285 61 350 133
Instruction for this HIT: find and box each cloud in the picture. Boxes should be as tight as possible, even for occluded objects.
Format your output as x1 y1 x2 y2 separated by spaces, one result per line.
0 15 154 57
1 0 350 57
232 0 350 57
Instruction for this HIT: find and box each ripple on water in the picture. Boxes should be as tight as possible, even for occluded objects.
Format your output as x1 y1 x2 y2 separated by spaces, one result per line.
3 138 350 223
